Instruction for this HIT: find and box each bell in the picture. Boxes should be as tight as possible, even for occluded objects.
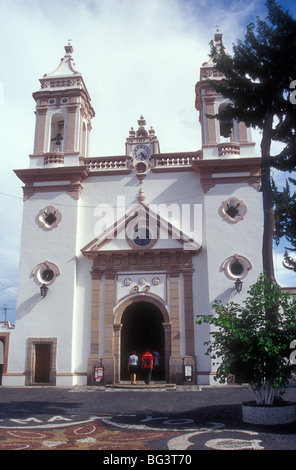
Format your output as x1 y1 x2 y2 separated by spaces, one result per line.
51 133 63 145
220 119 232 138
51 120 64 146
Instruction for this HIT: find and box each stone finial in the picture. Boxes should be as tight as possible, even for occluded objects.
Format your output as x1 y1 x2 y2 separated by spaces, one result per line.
137 115 146 127
65 39 73 55
138 188 146 204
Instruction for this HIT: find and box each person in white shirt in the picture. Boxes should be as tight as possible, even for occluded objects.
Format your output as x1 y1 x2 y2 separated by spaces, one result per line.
128 351 138 384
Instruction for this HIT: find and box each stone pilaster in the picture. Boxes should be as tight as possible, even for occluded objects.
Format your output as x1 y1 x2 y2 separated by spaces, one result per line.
66 105 78 152
34 107 48 154
183 269 197 383
169 271 183 384
102 270 116 384
87 271 102 384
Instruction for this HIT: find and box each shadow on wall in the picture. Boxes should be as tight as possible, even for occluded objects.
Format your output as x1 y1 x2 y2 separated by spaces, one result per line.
16 293 43 320
211 287 239 306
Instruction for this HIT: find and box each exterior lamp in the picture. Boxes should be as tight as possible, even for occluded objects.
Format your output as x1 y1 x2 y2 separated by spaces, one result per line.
40 284 48 298
234 278 243 293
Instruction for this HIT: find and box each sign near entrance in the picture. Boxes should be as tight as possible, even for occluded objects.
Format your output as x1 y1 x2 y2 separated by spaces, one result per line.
94 367 104 383
184 366 193 382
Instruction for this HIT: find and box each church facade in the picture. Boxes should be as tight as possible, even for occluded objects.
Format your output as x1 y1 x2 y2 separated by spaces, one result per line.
1 33 263 386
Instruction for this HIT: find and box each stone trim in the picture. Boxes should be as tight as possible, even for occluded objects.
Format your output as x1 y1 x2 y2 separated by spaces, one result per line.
114 294 171 384
192 157 261 193
89 250 196 274
14 166 89 201
25 337 57 386
86 249 198 385
0 332 10 374
87 273 102 384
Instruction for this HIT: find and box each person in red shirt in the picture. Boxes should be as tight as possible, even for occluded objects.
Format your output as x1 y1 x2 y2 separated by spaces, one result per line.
141 348 154 385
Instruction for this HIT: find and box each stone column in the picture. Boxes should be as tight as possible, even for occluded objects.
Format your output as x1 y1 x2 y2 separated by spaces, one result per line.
162 322 171 383
183 269 197 383
34 107 48 154
113 323 122 383
102 270 116 384
205 96 217 145
87 271 102 385
238 121 248 143
66 105 78 152
169 271 183 384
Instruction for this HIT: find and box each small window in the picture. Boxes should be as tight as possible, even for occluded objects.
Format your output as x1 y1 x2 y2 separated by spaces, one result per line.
32 261 60 286
133 226 151 247
44 212 57 226
41 269 55 282
229 260 244 276
125 207 158 249
219 197 247 223
37 205 62 231
222 254 252 280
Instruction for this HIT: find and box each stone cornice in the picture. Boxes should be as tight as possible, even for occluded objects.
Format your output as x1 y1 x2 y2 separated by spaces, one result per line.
14 166 89 200
192 157 261 192
88 250 197 278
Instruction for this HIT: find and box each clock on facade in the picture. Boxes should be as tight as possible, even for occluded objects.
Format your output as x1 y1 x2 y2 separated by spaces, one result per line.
132 144 150 160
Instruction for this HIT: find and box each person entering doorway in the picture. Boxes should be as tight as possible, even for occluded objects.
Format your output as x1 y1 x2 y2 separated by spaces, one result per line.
128 351 138 384
141 348 153 385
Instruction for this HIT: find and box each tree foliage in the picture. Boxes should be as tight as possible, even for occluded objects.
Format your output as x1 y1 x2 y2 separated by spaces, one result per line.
273 177 296 271
197 275 296 404
207 0 296 283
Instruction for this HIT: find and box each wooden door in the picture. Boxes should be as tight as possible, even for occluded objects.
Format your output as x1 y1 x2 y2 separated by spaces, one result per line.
35 344 51 383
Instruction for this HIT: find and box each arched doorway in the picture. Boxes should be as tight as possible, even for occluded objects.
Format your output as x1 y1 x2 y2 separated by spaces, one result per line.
120 301 165 382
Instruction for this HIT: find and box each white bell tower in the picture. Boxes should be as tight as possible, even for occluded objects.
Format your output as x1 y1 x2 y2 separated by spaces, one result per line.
195 31 256 159
31 42 95 167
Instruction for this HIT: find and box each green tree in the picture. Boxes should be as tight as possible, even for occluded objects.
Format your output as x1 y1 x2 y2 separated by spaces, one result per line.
207 0 296 283
197 274 296 404
273 177 296 271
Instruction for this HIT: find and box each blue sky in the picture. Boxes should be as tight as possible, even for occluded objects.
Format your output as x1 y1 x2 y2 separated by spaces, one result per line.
0 0 296 323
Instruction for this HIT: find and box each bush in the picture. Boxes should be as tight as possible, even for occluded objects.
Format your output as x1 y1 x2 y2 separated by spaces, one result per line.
196 274 296 404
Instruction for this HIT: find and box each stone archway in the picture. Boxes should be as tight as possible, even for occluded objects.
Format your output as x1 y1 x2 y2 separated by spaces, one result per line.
120 301 165 382
114 295 171 383
86 250 198 385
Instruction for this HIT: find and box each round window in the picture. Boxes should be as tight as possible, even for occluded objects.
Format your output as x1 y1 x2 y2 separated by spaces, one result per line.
32 261 60 286
219 197 247 223
229 260 244 276
41 269 55 282
133 227 151 247
37 205 62 231
222 254 252 280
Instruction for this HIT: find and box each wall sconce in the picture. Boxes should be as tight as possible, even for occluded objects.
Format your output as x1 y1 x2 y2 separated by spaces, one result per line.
234 278 243 293
40 284 48 298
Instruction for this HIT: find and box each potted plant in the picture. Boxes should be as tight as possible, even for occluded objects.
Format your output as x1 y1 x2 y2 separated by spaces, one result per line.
197 274 296 424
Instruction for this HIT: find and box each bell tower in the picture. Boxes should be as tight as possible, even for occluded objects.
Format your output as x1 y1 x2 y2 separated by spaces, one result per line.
195 31 256 159
31 42 95 167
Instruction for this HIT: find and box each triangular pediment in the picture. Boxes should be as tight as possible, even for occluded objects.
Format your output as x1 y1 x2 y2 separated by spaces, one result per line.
81 203 201 255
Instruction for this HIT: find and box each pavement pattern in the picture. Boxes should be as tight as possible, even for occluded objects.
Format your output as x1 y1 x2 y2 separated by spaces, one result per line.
0 383 295 452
